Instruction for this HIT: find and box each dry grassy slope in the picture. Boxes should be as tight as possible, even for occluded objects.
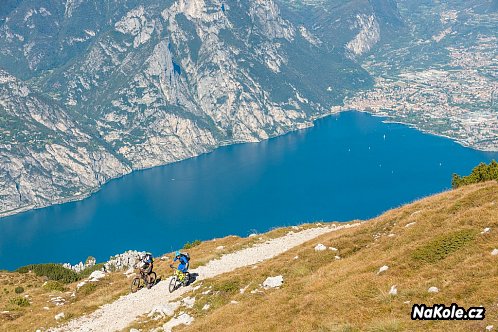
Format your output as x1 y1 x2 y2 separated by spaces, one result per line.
164 181 497 332
1 182 497 332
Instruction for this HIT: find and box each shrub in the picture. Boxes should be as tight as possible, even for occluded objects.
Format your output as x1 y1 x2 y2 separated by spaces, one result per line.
77 283 97 296
43 280 66 292
9 297 30 307
452 160 498 188
183 240 202 249
412 229 476 264
16 264 81 284
14 286 24 294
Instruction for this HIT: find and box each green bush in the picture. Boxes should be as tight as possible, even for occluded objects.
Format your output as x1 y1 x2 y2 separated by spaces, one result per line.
412 229 476 264
452 160 498 188
16 264 81 284
183 240 202 249
14 286 24 294
77 283 97 296
43 280 66 292
9 296 30 307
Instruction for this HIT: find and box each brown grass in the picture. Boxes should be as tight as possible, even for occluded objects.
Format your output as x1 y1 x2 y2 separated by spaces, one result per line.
169 182 498 332
2 182 497 331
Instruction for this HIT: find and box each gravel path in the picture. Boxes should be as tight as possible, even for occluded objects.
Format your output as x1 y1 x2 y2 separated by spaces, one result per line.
50 224 357 332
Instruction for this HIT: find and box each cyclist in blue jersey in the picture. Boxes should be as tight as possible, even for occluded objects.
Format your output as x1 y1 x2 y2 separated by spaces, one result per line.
170 251 190 285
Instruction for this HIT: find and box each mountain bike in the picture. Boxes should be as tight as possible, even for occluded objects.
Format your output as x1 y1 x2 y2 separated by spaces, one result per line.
168 265 190 293
131 268 157 293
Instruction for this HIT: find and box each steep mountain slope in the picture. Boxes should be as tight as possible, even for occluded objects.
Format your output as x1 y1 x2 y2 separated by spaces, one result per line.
0 0 384 217
140 181 498 332
1 182 496 331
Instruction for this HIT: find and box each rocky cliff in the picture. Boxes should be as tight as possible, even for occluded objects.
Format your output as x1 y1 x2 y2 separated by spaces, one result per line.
1 0 384 217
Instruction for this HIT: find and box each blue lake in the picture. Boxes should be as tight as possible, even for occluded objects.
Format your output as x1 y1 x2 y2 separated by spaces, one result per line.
1 111 497 270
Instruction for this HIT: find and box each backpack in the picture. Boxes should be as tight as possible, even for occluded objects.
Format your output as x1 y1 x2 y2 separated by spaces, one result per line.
180 253 190 262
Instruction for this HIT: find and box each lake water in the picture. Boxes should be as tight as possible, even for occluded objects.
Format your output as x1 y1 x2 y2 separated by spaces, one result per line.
1 111 497 270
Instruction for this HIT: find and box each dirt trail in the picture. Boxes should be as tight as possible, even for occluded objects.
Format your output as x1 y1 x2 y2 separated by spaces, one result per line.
50 224 357 332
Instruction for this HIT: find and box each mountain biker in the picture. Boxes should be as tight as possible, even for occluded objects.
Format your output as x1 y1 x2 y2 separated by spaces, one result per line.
170 251 190 284
139 253 154 277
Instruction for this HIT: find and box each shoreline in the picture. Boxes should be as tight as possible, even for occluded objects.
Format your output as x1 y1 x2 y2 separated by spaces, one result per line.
1 108 496 220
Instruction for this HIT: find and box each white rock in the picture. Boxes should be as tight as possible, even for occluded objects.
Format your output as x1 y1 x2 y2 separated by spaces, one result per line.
389 285 397 295
334 256 341 260
230 300 238 304
88 270 106 282
43 306 49 310
263 275 284 289
486 325 494 331
405 222 416 228
182 297 195 308
491 249 498 256
428 286 439 293
202 304 210 311
54 312 65 321
76 281 86 289
328 247 338 251
293 255 299 260
163 313 194 332
481 227 491 234
248 233 257 237
387 233 395 237
378 265 389 274
403 301 410 304
130 329 140 332
148 302 179 319
216 246 225 250
314 244 327 251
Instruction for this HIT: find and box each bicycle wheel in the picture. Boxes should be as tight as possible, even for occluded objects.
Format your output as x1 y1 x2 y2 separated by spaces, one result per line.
169 276 179 293
131 277 141 293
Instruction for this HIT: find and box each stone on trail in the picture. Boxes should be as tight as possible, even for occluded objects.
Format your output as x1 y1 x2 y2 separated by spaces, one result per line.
202 304 210 311
389 285 397 295
216 246 225 250
54 312 65 321
314 243 327 251
491 249 498 256
147 303 179 319
428 286 439 293
263 275 284 289
163 313 194 332
182 297 195 309
486 325 494 331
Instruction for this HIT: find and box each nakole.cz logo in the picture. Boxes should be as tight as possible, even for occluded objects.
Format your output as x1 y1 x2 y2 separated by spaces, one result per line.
411 303 485 320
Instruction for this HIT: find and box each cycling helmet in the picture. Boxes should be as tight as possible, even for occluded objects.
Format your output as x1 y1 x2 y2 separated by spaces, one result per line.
175 250 181 257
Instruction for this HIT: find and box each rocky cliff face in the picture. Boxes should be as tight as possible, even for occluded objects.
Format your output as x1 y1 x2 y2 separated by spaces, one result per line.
1 0 394 217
